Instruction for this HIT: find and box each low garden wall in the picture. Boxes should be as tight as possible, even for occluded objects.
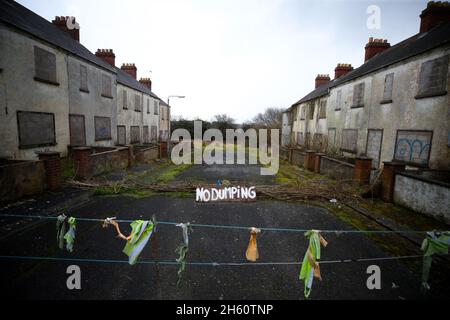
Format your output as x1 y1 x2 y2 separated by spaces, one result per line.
394 170 450 223
90 147 129 177
320 156 355 182
135 145 159 163
0 160 46 202
291 149 306 167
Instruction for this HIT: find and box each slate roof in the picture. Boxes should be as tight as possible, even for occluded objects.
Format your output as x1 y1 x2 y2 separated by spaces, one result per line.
0 0 116 73
291 20 450 108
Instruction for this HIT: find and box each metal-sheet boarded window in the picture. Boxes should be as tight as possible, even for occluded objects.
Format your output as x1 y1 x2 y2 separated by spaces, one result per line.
335 90 342 110
300 106 306 120
123 90 128 109
328 128 336 147
309 104 315 120
394 130 433 166
34 46 57 84
352 83 365 108
69 114 86 146
341 129 358 153
416 55 449 99
143 126 149 144
366 129 383 168
80 65 88 92
381 73 394 103
131 126 140 144
154 101 159 115
117 126 126 146
94 116 111 141
135 94 141 112
313 133 324 150
101 74 112 98
318 100 327 119
17 111 56 149
151 126 158 142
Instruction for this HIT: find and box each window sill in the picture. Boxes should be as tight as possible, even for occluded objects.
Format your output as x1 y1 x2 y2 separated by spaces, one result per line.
101 94 113 99
19 142 57 150
79 88 90 93
334 108 341 111
95 138 112 142
415 91 447 100
380 99 392 104
34 77 59 86
351 105 364 109
123 107 128 110
135 110 142 113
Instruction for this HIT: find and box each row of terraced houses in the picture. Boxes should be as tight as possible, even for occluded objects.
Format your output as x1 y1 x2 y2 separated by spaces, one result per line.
0 0 171 162
281 1 450 222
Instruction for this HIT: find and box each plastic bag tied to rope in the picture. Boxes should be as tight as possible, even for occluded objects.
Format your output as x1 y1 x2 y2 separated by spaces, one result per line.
246 227 261 262
103 217 154 265
299 230 328 299
56 214 76 252
421 231 450 290
176 223 192 288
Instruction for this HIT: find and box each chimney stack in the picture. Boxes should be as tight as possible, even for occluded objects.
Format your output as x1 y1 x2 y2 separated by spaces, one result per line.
420 1 450 33
334 63 354 79
365 38 390 62
315 74 331 89
139 78 152 90
121 63 137 79
52 16 80 42
95 49 116 67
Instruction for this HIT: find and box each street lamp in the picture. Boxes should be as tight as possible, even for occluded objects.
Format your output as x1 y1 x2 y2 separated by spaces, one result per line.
167 95 185 106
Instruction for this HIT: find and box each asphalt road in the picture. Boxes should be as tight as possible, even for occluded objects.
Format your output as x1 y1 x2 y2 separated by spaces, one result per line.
0 161 446 300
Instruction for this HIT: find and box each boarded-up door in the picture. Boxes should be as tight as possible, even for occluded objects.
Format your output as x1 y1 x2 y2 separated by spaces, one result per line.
366 129 383 168
69 115 86 146
151 126 157 142
143 126 149 144
117 126 126 146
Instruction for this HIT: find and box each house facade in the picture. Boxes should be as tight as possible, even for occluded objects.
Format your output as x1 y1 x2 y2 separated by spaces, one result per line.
288 1 450 170
0 1 169 162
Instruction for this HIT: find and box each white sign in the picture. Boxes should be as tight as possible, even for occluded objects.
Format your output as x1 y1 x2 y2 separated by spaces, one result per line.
196 186 256 202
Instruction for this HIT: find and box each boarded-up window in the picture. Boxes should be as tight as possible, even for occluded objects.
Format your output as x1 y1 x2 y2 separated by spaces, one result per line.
117 126 126 145
101 74 112 98
394 130 433 166
300 106 306 120
305 132 311 149
34 46 57 84
135 94 141 112
17 111 56 148
416 55 449 98
309 104 315 120
94 116 111 141
328 128 336 147
341 129 358 153
335 90 342 110
123 90 128 109
318 100 327 119
147 99 150 114
130 126 140 144
381 73 394 103
154 101 159 115
352 83 365 107
143 126 149 144
151 126 158 142
69 114 86 146
80 65 88 92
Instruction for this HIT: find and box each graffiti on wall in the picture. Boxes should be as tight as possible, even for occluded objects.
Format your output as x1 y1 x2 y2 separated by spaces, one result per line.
394 130 432 166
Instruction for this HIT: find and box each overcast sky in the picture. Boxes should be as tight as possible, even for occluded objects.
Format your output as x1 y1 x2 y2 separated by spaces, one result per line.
18 0 428 123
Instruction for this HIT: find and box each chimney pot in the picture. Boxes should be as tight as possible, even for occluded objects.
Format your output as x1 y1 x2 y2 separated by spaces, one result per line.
52 15 80 42
95 49 116 67
365 38 390 62
315 74 331 89
334 63 354 79
121 63 138 79
420 1 450 33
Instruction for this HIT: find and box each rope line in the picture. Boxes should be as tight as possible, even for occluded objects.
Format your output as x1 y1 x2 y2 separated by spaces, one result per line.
0 254 428 266
0 213 442 235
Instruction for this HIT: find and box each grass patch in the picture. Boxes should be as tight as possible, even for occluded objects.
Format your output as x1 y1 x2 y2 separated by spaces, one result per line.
61 157 75 179
153 163 193 183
